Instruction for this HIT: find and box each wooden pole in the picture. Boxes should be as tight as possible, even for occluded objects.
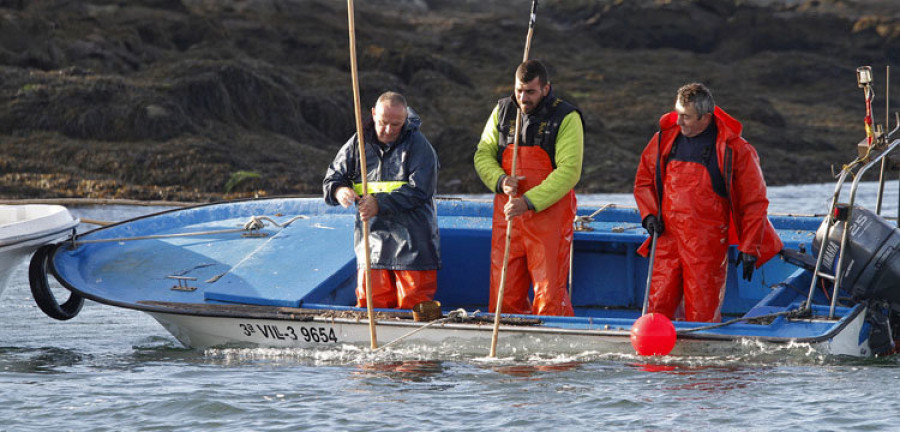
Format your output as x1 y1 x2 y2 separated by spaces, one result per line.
347 0 377 349
490 0 538 358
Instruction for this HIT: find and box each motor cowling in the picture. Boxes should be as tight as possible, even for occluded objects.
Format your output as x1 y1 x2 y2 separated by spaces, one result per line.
813 205 900 305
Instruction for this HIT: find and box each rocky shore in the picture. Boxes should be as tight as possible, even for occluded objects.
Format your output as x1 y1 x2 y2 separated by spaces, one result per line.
1 0 898 202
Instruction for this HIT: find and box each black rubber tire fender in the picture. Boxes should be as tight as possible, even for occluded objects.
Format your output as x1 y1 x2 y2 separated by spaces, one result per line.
29 244 83 321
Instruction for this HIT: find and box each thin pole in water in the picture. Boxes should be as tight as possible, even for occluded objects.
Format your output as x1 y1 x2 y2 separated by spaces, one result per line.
642 231 658 315
346 0 376 350
491 0 539 359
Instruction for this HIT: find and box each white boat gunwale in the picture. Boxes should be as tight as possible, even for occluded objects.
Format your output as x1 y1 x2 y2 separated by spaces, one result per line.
35 195 881 356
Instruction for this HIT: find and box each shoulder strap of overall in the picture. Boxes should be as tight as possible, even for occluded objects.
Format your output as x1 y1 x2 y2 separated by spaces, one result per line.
654 132 664 220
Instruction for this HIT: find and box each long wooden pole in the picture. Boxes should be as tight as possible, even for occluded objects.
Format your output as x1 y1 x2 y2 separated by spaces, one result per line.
490 0 538 358
347 0 376 349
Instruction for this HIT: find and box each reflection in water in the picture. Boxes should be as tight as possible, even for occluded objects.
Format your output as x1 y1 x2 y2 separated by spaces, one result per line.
491 361 582 377
631 362 678 373
354 360 445 382
629 362 765 393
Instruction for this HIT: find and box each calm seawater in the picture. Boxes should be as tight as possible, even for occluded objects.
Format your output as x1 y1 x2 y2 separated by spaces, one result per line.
3 183 900 432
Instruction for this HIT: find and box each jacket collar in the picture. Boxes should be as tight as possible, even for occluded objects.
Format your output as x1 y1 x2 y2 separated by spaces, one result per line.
509 85 557 119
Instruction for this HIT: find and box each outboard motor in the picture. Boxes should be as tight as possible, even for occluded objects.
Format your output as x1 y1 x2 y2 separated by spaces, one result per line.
812 205 900 305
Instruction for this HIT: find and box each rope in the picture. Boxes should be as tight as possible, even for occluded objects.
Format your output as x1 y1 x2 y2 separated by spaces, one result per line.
80 218 114 226
243 215 308 230
573 203 617 225
676 308 808 334
570 204 617 297
71 215 309 245
374 308 469 351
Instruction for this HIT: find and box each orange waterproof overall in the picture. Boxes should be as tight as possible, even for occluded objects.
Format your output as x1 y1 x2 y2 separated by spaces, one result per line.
648 155 731 322
356 269 438 310
489 146 576 316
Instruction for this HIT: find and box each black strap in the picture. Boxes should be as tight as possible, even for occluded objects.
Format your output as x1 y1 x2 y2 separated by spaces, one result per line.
723 145 733 199
654 132 664 223
724 145 738 237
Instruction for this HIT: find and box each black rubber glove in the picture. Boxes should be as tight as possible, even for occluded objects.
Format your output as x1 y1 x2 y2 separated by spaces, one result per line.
642 215 664 237
738 252 757 282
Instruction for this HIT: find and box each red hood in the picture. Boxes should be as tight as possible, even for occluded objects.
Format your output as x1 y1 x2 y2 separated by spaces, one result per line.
658 106 743 140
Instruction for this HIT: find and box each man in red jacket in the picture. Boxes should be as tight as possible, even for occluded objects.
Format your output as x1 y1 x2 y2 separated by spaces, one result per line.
633 83 783 322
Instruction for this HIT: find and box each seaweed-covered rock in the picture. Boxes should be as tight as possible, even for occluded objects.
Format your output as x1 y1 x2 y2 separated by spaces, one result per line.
0 0 897 201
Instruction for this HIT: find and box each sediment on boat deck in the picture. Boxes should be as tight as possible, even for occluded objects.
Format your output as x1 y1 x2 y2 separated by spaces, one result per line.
138 301 542 325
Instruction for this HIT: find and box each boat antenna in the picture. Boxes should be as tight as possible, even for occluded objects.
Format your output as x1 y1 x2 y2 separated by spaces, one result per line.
490 0 539 359
876 66 888 215
857 66 876 148
346 0 377 350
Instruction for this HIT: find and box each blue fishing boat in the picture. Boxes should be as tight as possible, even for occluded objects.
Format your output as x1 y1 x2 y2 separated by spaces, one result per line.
27 169 900 357
27 64 900 358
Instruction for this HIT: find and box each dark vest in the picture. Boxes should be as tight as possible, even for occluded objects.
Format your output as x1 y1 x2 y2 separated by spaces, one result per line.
496 94 581 168
666 122 728 199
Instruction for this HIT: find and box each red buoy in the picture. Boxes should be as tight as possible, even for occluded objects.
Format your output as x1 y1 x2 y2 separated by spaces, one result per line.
630 313 677 356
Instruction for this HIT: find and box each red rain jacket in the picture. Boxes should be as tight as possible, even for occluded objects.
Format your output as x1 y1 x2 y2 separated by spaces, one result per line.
634 107 783 266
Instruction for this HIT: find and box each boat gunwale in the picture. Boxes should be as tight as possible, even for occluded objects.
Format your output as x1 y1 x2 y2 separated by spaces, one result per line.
48 251 865 349
130 299 864 347
0 217 78 249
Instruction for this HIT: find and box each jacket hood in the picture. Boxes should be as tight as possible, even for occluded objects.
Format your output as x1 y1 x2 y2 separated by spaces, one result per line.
658 106 743 140
364 106 422 144
405 106 422 133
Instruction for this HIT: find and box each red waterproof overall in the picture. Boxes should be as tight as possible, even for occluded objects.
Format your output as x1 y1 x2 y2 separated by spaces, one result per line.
489 146 576 316
635 108 784 323
649 158 730 322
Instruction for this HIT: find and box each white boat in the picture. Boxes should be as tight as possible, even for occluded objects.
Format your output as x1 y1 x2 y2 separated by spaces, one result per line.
0 204 78 299
24 191 899 358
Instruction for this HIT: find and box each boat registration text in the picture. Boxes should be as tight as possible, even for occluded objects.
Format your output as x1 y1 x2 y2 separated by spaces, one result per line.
238 323 339 343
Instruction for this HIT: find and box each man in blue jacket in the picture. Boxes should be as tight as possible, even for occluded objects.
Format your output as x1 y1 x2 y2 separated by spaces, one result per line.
323 92 441 309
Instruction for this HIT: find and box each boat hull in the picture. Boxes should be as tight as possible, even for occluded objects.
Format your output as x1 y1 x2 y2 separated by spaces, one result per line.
41 197 883 358
0 205 77 299
143 302 872 357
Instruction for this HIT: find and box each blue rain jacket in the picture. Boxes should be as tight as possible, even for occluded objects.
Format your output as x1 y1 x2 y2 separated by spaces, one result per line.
323 108 441 270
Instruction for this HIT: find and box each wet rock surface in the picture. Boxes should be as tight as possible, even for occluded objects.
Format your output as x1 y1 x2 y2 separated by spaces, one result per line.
0 0 898 201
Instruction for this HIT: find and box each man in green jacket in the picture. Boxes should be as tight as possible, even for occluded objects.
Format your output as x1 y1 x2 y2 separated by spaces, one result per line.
474 60 584 316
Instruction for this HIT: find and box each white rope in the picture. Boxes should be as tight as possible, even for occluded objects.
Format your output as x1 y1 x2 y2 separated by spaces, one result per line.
570 204 617 297
73 215 309 245
374 309 469 351
574 203 617 225
244 215 308 230
74 228 249 244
